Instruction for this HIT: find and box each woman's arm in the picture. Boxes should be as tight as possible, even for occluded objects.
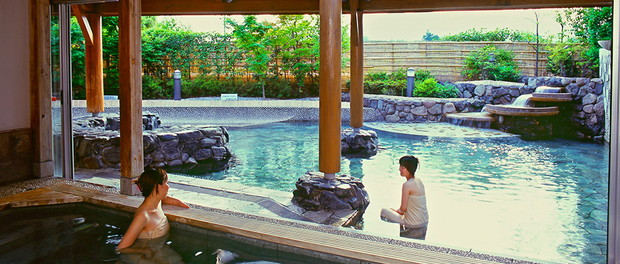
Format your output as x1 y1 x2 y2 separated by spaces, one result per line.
162 196 190 208
117 211 148 250
396 182 412 215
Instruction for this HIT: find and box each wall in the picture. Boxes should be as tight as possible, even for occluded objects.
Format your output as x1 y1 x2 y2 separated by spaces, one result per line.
0 0 34 184
0 0 30 131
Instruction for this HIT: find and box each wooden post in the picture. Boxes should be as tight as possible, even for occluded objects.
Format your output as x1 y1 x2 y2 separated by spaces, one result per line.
119 0 143 195
350 0 364 129
29 0 53 178
86 13 104 115
319 0 341 179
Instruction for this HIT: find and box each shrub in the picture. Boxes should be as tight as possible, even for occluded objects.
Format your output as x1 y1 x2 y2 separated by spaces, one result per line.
142 75 170 99
546 43 584 77
462 45 521 82
362 70 407 95
413 78 459 98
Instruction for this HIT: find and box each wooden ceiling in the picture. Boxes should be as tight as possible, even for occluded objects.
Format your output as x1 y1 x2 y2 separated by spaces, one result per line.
83 0 612 16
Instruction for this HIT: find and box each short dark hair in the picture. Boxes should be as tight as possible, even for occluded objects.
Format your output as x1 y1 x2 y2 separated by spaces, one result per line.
399 155 419 177
136 168 168 197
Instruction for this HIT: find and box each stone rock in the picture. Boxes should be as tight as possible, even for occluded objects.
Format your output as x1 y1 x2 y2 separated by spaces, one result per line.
508 89 520 97
566 83 580 96
594 101 605 116
211 146 230 160
594 83 603 95
583 104 594 113
185 157 197 165
576 78 588 86
101 146 121 164
428 104 443 115
492 87 509 98
200 138 217 148
403 105 411 113
586 114 598 126
423 100 436 108
157 133 177 141
398 111 407 118
474 85 486 96
341 128 379 157
386 104 396 115
582 94 598 105
194 149 213 161
411 106 427 116
168 159 183 167
177 130 204 142
443 103 456 114
385 114 400 123
151 151 165 162
293 172 369 212
463 90 472 98
80 156 104 169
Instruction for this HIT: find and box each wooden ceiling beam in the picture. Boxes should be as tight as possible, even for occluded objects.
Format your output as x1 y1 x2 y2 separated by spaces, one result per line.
86 0 611 16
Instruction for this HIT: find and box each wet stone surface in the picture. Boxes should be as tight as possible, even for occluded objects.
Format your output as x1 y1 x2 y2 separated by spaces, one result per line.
293 172 370 213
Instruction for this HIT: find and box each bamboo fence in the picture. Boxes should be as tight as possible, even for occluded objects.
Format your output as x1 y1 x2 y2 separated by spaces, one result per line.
358 41 552 82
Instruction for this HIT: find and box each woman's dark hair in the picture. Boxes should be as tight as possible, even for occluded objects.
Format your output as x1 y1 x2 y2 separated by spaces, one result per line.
399 155 419 177
136 168 168 197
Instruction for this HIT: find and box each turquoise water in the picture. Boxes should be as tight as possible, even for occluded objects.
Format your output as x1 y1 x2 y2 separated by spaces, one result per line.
180 122 609 264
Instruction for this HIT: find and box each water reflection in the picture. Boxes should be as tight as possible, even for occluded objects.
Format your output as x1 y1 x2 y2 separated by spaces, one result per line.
170 122 608 263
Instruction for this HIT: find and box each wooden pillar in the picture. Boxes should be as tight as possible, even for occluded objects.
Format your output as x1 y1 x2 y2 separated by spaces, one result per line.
29 0 53 178
319 0 341 179
349 0 364 129
119 0 143 195
86 14 104 115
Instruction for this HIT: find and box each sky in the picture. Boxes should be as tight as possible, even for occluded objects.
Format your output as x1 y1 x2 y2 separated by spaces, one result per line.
162 8 566 42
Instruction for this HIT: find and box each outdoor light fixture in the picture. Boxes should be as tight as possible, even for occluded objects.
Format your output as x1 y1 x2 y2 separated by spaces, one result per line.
407 67 415 77
406 67 415 97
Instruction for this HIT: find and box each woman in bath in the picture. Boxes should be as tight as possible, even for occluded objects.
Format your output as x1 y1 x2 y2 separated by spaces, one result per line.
380 155 429 239
117 168 189 263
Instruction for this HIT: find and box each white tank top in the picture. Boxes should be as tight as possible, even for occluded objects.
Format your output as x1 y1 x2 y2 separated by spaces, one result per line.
402 195 429 228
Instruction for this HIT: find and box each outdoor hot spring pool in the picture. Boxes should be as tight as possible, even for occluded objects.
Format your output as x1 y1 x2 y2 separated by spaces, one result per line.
169 121 609 264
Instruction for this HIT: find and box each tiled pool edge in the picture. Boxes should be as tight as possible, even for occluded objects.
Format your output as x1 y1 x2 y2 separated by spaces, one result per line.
0 179 545 264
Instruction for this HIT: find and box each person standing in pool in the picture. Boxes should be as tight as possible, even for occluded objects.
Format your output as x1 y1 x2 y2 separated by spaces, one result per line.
380 155 429 239
117 168 189 263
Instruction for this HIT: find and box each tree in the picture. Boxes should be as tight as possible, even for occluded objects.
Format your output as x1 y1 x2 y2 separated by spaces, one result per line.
422 30 439 41
225 16 273 98
442 28 538 42
462 45 521 81
555 7 612 77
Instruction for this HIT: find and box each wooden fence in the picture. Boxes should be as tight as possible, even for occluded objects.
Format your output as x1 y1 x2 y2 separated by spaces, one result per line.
358 41 552 82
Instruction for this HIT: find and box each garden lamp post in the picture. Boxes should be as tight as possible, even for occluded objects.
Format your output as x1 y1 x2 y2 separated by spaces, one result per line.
406 67 415 97
173 70 182 100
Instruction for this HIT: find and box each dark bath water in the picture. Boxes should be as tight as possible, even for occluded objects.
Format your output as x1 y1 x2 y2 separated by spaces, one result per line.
170 122 609 264
0 204 336 264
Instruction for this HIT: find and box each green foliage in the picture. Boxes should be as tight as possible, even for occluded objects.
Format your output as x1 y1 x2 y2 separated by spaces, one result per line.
413 78 458 98
422 30 440 41
142 75 170 99
462 45 521 81
545 43 585 77
51 17 86 99
363 70 406 95
442 28 538 42
359 69 456 98
54 15 347 100
555 7 612 77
